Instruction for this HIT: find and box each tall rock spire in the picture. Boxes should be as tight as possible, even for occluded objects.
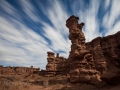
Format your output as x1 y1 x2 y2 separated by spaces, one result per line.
66 15 100 83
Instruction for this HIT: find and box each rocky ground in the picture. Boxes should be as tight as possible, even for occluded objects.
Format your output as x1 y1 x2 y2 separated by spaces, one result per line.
0 74 120 90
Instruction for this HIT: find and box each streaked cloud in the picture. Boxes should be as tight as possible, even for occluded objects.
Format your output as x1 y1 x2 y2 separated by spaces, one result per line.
78 0 101 42
0 0 120 69
102 0 120 36
0 16 50 69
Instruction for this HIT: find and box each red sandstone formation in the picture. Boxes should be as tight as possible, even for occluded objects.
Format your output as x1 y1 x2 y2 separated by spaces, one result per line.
85 31 120 84
66 15 100 83
85 31 120 70
46 52 56 76
45 52 67 76
93 45 107 74
0 65 40 75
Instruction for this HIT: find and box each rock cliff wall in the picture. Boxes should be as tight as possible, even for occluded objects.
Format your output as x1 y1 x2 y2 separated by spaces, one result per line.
85 31 120 73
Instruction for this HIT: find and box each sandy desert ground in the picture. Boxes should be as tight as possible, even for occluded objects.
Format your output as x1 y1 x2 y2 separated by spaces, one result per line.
0 74 120 90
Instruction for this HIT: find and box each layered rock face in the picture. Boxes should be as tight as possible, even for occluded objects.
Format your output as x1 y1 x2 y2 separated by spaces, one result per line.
66 15 100 83
0 65 40 75
85 31 120 84
46 52 56 76
45 52 67 76
89 37 107 74
86 31 120 71
55 53 68 75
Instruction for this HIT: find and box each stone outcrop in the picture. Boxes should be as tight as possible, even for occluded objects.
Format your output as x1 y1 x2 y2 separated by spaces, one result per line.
55 53 68 75
43 15 120 85
86 31 120 70
66 15 100 83
85 31 120 84
85 37 107 75
0 65 40 75
45 52 67 76
45 52 56 76
93 45 107 74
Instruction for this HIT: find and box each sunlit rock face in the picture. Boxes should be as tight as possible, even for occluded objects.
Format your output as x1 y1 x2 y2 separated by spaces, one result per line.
45 52 67 76
66 15 100 83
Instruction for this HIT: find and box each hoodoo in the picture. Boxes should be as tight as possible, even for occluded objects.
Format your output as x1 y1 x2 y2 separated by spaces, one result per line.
66 15 101 83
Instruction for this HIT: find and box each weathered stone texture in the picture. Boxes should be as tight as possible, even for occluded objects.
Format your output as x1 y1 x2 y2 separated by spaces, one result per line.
0 65 40 75
86 31 120 85
45 52 67 76
66 15 100 83
86 31 120 69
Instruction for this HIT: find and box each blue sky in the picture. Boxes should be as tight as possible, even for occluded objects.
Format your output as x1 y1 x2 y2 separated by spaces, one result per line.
0 0 120 69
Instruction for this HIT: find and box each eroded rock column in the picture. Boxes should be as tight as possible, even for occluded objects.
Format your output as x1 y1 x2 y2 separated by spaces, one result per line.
46 52 56 76
66 15 100 83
